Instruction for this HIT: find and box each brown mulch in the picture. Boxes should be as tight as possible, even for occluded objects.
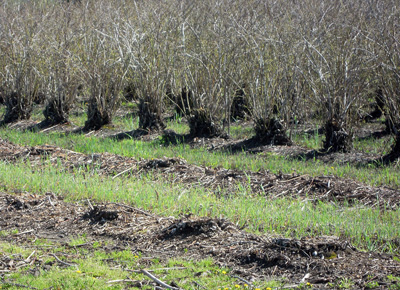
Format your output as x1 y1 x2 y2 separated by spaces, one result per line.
0 191 399 289
1 137 399 209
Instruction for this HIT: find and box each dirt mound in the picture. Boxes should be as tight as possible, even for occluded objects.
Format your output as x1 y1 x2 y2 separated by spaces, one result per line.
82 206 119 225
141 158 183 169
0 191 399 288
159 218 237 240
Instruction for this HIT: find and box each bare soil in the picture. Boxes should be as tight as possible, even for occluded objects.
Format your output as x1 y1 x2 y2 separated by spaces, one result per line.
1 191 400 289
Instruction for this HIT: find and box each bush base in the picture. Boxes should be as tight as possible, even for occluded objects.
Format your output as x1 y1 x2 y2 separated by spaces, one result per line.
323 120 352 153
253 118 292 145
2 92 32 124
43 97 70 125
188 108 225 138
84 97 112 131
138 97 165 132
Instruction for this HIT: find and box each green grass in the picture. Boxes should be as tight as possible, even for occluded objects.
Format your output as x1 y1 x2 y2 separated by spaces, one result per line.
291 127 324 150
1 241 281 290
354 135 393 155
228 122 254 140
292 127 393 155
13 104 393 156
0 127 399 189
0 111 399 252
0 161 399 253
10 102 395 158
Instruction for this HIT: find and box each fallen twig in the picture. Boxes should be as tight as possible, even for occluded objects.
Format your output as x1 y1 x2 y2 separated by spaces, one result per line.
40 125 59 133
141 269 180 290
281 284 299 289
15 229 34 236
122 266 187 273
224 241 259 247
71 243 91 248
112 166 135 179
110 202 154 217
25 250 36 263
47 196 55 209
300 273 310 283
277 174 308 183
84 130 95 136
106 278 136 284
231 275 253 286
87 199 94 211
51 254 78 268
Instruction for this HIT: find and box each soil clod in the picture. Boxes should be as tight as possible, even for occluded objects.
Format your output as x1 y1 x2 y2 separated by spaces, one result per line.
160 218 236 239
83 206 119 224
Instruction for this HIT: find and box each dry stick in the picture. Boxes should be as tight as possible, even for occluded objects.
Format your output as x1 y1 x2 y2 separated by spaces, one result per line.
112 166 135 179
231 275 253 286
70 243 91 248
25 250 36 263
51 254 78 268
40 125 59 133
300 273 310 283
15 229 34 236
84 130 95 136
47 196 55 209
106 279 136 284
141 269 180 290
110 202 154 217
277 174 308 183
281 285 300 289
125 267 187 273
87 199 94 211
224 241 260 247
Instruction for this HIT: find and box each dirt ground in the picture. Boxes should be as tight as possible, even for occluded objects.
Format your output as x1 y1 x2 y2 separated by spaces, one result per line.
0 191 399 289
1 119 400 288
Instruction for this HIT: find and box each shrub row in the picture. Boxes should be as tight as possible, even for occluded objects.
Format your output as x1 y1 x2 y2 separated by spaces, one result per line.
0 0 399 160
